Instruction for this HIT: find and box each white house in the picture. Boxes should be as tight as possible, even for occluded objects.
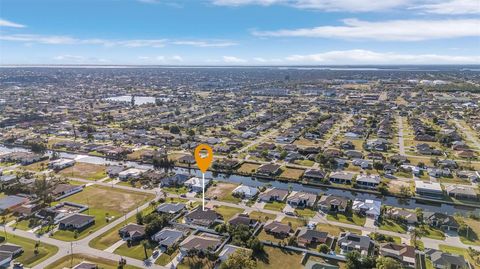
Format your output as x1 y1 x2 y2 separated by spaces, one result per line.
415 181 443 198
232 185 258 199
48 158 75 170
184 177 211 193
352 199 381 220
118 168 144 181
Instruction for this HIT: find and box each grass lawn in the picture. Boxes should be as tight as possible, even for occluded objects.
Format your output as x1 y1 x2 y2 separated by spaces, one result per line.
177 256 216 269
45 253 142 269
420 225 445 240
24 160 49 172
114 242 153 261
61 185 154 213
14 219 34 231
326 212 366 226
214 205 244 221
156 249 179 266
438 177 471 185
379 219 408 233
315 223 361 236
295 208 317 218
4 233 58 268
58 162 107 180
206 182 241 203
89 206 155 250
53 185 153 241
237 162 260 174
52 208 120 241
258 230 285 243
255 246 303 269
248 211 276 222
439 245 478 268
279 168 305 180
263 201 286 212
458 217 480 246
162 186 189 195
281 217 306 230
293 159 315 167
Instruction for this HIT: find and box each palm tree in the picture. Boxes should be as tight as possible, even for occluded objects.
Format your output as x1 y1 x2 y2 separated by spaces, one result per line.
410 228 422 248
34 178 51 205
142 240 149 260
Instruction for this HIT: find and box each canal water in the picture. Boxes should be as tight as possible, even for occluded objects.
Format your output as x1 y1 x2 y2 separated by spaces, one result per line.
1 145 479 215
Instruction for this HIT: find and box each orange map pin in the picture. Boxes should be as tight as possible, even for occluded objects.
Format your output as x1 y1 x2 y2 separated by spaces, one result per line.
194 144 213 173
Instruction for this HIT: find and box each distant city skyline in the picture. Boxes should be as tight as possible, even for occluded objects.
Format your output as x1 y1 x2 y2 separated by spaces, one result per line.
1 0 479 65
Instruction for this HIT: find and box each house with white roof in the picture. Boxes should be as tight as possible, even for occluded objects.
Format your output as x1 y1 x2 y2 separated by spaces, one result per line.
232 185 258 199
118 168 144 181
352 199 381 220
184 177 211 193
415 181 443 198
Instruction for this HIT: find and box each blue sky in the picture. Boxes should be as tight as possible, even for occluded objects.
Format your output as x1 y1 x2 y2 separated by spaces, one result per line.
0 0 479 65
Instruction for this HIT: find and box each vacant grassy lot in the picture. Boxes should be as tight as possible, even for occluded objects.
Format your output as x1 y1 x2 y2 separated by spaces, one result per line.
293 159 315 167
379 219 408 233
293 138 320 147
315 223 361 236
458 217 480 246
420 225 445 240
249 211 276 222
114 241 153 261
45 254 142 269
326 212 366 226
58 162 107 180
439 245 478 268
295 208 317 218
52 185 153 241
214 205 244 221
237 162 260 174
281 217 306 230
24 160 49 171
5 233 58 268
263 201 286 212
162 186 189 195
206 182 241 203
256 246 303 269
279 167 305 180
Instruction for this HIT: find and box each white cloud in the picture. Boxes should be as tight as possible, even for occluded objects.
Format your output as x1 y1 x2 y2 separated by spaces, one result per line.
212 0 409 12
0 34 236 48
0 18 26 28
171 55 183 62
222 56 247 63
284 49 480 64
171 40 237 47
53 55 108 63
253 18 480 41
414 0 480 14
137 55 183 63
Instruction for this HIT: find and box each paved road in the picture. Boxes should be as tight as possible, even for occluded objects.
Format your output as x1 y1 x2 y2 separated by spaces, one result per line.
453 119 480 150
398 115 406 155
6 159 480 268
